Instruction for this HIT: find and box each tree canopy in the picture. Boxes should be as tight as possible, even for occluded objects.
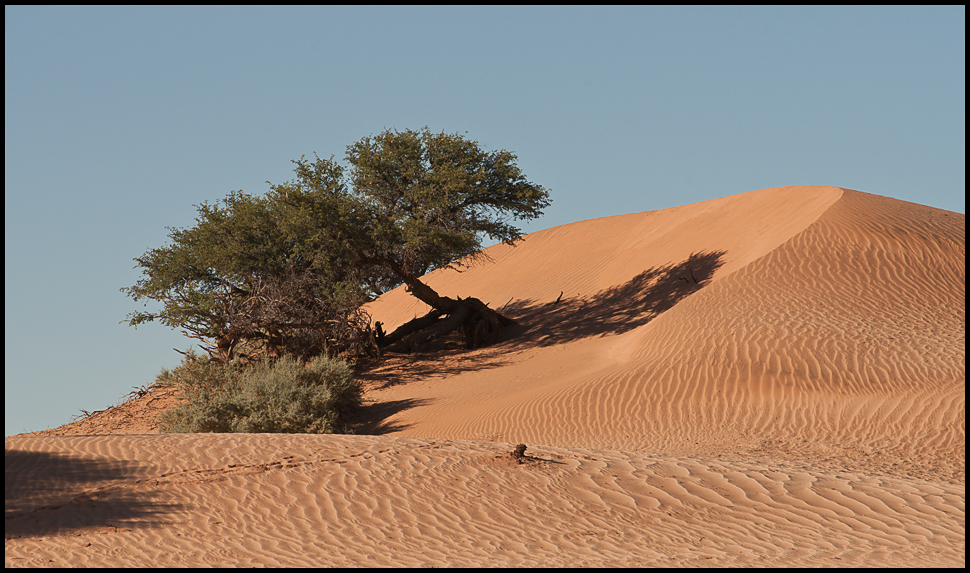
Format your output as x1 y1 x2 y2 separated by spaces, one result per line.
123 127 551 361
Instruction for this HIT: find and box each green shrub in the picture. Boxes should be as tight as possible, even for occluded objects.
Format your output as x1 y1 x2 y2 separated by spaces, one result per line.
158 350 361 434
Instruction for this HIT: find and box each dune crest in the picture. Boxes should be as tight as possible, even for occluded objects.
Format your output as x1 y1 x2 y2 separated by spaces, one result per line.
362 187 964 480
7 186 964 567
366 185 845 331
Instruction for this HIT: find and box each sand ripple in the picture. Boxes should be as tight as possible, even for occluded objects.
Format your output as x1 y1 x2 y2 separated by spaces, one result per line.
8 186 963 567
5 434 964 567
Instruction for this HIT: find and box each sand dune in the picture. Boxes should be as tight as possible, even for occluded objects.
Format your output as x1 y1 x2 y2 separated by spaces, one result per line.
362 187 964 479
6 186 965 566
5 434 964 567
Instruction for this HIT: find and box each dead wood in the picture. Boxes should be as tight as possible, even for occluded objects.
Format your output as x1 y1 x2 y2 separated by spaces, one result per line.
380 297 516 354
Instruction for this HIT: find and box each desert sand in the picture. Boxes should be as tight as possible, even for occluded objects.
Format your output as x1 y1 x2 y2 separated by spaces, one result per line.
6 186 965 567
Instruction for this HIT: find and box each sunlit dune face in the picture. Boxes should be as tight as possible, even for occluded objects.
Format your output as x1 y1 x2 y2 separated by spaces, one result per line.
7 186 964 567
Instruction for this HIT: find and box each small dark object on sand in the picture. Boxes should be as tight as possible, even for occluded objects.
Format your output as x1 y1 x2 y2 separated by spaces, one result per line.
511 444 527 459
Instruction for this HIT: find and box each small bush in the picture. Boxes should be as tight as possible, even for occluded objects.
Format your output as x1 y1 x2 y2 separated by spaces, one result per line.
158 350 361 434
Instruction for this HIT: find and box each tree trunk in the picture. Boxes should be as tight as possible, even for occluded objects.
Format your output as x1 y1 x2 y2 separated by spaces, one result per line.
379 309 442 348
383 304 470 353
379 267 516 353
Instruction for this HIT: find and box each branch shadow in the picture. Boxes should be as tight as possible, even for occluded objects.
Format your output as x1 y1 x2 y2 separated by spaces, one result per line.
351 251 726 433
350 345 521 437
5 448 183 539
355 344 520 391
345 398 432 435
501 250 727 347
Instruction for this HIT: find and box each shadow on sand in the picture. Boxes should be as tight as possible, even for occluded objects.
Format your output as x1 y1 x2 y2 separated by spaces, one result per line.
353 251 727 409
501 250 727 346
5 448 183 539
345 398 432 435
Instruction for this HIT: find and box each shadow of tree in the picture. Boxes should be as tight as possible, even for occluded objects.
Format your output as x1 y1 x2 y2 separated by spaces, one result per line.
5 448 183 539
500 250 727 347
350 251 726 434
345 398 432 435
355 344 519 391
350 336 530 436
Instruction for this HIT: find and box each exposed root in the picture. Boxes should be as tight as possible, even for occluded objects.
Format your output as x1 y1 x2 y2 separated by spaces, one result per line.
380 297 516 353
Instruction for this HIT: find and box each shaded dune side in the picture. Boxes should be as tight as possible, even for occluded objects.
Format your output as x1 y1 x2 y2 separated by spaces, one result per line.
513 189 964 474
364 188 965 481
366 186 844 331
5 434 964 567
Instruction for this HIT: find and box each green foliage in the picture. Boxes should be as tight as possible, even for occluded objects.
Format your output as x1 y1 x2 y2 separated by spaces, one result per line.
158 350 361 434
121 188 372 361
344 127 551 278
123 127 550 358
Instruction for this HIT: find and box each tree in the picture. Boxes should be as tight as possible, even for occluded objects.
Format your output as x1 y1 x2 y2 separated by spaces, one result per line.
121 189 374 363
272 127 551 351
123 127 550 359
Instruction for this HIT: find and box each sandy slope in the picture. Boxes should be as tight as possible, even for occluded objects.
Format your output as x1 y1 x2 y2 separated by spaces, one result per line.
362 186 964 481
6 186 965 567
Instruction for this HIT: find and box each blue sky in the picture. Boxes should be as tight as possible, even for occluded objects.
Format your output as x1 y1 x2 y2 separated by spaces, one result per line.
5 6 965 436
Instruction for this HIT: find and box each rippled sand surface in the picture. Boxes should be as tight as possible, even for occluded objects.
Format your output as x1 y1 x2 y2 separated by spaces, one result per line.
7 186 964 567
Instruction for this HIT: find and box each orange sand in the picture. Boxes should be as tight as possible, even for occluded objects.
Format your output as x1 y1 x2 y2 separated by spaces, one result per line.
6 186 965 567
